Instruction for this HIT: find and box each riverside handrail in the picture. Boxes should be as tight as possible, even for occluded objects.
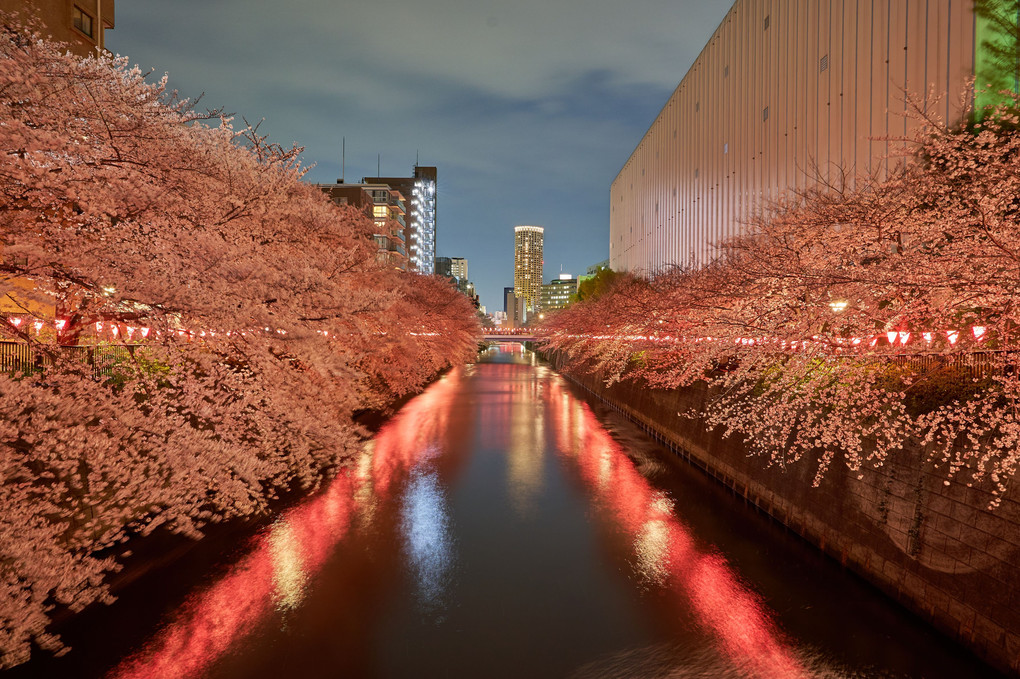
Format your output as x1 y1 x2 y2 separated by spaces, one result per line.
0 340 137 378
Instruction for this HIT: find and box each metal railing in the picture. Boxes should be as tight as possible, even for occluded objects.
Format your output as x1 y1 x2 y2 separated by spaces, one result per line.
0 341 137 378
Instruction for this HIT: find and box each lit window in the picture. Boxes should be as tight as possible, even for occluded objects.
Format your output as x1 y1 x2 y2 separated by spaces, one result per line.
373 205 388 218
73 7 93 37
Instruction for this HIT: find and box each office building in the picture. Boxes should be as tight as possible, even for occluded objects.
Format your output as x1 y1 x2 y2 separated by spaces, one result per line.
450 257 468 283
514 225 544 313
364 165 437 274
611 0 990 275
541 274 577 312
505 288 527 327
1 0 115 56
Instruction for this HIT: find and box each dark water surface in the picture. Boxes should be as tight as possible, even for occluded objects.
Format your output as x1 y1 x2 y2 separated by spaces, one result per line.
11 346 1005 678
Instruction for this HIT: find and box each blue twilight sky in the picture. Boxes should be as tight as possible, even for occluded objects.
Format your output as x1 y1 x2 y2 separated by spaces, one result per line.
106 0 732 312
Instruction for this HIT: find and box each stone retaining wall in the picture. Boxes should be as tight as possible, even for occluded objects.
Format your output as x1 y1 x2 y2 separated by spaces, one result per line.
558 362 1020 676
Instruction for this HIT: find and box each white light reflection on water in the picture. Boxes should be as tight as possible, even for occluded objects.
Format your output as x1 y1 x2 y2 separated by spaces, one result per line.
400 468 454 610
267 521 307 612
634 493 674 587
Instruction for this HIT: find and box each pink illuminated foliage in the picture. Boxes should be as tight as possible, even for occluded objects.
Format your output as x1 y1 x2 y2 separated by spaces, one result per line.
542 88 1020 510
0 20 478 667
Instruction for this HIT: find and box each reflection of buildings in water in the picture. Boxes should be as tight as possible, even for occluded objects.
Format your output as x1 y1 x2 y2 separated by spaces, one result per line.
400 469 454 608
545 380 806 679
507 367 545 518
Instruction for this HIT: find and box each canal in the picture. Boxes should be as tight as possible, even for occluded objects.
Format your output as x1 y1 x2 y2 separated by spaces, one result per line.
12 345 1004 678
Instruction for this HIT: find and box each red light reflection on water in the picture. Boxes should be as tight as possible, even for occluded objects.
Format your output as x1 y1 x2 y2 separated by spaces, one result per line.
111 369 464 679
548 379 807 679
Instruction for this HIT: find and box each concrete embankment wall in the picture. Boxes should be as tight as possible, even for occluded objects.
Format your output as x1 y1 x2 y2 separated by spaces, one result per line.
555 360 1020 676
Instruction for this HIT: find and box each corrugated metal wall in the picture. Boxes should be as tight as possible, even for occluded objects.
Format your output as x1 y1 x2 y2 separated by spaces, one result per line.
610 0 976 274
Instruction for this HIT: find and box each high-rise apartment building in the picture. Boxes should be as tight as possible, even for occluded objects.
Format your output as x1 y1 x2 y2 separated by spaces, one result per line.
611 0 996 275
364 165 437 274
1 0 115 56
316 182 408 271
514 225 544 313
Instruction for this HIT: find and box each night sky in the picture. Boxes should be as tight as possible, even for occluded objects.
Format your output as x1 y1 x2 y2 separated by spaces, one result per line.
106 0 733 311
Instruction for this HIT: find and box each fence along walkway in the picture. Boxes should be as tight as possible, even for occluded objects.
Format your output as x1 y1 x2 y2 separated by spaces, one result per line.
0 340 137 378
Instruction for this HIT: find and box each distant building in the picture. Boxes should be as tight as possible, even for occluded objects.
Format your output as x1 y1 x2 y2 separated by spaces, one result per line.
435 257 453 278
364 165 437 274
577 260 611 293
1 0 115 56
513 225 543 314
450 257 468 283
541 274 576 312
316 182 408 271
458 278 480 308
505 287 527 327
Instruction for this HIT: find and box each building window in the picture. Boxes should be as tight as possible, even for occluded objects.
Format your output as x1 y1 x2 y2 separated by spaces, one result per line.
73 7 93 38
763 106 769 121
820 54 829 72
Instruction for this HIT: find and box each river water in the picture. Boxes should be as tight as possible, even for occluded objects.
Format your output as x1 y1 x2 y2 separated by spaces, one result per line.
12 345 1005 678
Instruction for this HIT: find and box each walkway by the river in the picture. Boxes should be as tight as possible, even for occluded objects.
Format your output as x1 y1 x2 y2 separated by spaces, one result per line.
11 345 1005 678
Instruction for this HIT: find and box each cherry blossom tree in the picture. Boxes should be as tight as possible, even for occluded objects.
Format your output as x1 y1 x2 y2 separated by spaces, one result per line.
542 89 1020 509
0 20 478 667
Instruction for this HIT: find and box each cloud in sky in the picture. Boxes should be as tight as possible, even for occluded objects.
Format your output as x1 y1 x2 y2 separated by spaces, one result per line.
107 0 733 310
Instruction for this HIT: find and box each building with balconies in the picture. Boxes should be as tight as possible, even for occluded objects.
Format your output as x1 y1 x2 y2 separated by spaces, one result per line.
1 0 115 57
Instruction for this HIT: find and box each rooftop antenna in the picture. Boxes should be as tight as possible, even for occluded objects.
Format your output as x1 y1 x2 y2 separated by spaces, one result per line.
416 149 419 168
377 153 380 176
340 137 345 183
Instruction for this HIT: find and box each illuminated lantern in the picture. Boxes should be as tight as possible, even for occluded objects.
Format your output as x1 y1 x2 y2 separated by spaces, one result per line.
140 327 151 338
10 317 22 327
111 326 119 338
972 326 986 341
126 327 136 339
851 337 862 345
886 331 898 345
33 321 43 333
922 332 933 343
947 330 959 345
55 319 67 331
870 337 879 347
898 331 910 345
95 322 104 332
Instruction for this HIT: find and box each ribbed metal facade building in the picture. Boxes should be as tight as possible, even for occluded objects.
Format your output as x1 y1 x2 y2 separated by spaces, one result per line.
610 0 979 274
514 226 544 312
